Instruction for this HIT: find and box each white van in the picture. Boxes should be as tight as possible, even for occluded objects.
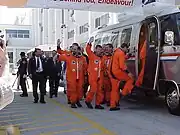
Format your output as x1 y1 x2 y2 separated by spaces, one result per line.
89 3 180 115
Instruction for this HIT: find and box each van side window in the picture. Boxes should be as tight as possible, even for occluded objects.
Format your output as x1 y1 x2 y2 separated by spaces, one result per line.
102 36 110 44
120 28 132 45
148 22 157 45
111 34 119 48
94 38 101 46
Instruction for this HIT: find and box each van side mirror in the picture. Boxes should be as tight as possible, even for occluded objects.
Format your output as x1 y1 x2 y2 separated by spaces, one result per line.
164 31 174 45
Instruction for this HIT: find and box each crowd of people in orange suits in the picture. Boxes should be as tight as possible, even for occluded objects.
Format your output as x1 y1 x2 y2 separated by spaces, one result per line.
57 37 145 111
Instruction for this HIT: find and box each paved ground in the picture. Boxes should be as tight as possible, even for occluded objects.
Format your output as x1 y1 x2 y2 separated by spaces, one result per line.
0 76 180 135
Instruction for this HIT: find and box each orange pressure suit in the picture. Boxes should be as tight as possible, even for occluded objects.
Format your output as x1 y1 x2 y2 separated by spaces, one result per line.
57 48 71 102
102 55 112 105
111 48 134 96
135 40 147 87
102 55 120 108
85 43 104 106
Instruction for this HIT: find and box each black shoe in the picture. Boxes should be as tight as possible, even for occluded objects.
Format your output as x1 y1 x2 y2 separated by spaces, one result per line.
20 94 28 97
71 104 77 108
55 94 58 97
68 100 71 104
109 107 120 111
95 105 104 109
64 90 66 94
85 101 93 109
49 95 53 98
40 101 46 104
34 101 38 103
76 101 82 107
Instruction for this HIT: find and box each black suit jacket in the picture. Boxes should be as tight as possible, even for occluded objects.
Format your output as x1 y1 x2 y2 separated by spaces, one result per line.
46 57 62 78
28 56 47 76
17 58 28 76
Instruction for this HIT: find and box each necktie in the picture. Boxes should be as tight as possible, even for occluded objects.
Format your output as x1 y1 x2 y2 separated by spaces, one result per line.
36 57 40 70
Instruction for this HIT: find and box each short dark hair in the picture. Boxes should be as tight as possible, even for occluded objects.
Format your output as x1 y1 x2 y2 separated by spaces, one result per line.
20 52 25 56
72 43 79 46
121 43 129 48
35 48 41 52
95 45 102 49
106 43 113 48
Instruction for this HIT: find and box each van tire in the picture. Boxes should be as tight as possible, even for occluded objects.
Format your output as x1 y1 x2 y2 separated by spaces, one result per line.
165 86 180 116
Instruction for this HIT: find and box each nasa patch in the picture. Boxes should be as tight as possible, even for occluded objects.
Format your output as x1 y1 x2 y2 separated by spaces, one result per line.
94 60 99 64
72 60 76 64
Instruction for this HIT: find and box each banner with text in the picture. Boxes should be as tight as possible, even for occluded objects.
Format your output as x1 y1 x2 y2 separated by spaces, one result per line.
0 0 176 12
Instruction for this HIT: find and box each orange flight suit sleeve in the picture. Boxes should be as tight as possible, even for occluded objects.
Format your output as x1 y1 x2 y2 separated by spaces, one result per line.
58 54 68 62
140 41 146 59
57 47 69 55
135 40 147 87
86 43 93 58
118 53 127 71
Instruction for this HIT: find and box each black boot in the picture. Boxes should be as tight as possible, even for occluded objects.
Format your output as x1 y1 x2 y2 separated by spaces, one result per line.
76 101 82 107
71 103 77 108
34 100 38 103
95 105 104 109
85 101 93 109
109 107 120 111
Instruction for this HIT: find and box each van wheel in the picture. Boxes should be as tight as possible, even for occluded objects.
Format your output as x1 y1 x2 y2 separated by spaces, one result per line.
165 86 180 115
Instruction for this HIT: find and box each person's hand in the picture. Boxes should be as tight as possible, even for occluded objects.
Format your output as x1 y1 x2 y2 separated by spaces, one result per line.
23 74 27 79
57 73 61 76
29 74 32 79
88 37 94 44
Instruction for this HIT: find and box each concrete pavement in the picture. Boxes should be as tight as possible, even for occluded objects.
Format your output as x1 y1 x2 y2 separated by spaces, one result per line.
1 75 180 135
0 92 180 135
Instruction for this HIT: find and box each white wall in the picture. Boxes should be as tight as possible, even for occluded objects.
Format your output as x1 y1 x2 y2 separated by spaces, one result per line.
0 24 34 68
31 9 118 49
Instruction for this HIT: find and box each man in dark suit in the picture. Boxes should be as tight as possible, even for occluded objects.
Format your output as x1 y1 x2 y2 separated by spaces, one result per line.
28 48 47 103
47 50 62 98
17 52 28 97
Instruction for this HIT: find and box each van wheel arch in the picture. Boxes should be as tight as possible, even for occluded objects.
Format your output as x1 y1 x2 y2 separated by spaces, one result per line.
160 80 180 116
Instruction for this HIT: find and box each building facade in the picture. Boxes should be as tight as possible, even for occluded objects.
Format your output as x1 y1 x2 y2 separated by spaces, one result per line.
0 24 34 69
31 8 118 49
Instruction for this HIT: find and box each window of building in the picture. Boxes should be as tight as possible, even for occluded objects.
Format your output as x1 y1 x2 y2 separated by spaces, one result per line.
79 23 88 34
8 52 13 63
95 18 101 28
120 28 132 45
6 29 30 39
68 30 74 39
95 13 109 28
